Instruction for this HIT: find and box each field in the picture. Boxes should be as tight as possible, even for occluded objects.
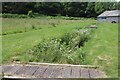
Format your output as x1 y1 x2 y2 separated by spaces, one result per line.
2 18 118 77
2 18 95 62
82 22 118 77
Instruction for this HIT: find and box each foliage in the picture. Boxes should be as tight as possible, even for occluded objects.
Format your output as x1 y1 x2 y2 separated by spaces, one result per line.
1 13 28 18
2 2 119 18
1 13 91 20
26 28 92 64
86 2 96 17
95 2 105 15
27 10 34 18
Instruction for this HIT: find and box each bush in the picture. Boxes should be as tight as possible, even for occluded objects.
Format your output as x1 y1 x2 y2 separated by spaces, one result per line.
50 23 56 27
31 24 37 30
18 14 28 18
26 28 92 64
2 13 28 18
27 10 34 18
66 48 85 64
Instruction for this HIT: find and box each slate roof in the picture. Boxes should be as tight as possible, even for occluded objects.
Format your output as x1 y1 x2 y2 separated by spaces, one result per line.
98 10 120 17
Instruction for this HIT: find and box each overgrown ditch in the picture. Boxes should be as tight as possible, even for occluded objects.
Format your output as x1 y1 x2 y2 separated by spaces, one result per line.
26 25 97 64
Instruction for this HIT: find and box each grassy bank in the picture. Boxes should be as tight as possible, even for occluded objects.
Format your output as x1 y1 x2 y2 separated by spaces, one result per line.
82 22 118 77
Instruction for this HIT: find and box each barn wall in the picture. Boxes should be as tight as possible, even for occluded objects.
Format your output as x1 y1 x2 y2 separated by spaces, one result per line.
97 17 107 22
106 17 119 23
118 17 120 23
97 16 120 23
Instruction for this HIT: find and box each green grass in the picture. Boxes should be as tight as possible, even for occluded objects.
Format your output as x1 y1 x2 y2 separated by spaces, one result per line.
82 22 118 77
2 17 118 77
2 18 67 35
2 18 95 63
2 18 93 35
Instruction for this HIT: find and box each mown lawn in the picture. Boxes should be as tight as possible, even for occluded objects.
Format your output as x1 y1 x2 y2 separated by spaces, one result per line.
2 18 95 63
82 22 118 77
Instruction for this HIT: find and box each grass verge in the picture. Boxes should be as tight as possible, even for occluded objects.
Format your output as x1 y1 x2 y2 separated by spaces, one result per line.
82 22 118 77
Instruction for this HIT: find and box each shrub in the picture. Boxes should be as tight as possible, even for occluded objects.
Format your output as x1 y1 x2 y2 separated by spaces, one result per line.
50 23 56 27
27 10 34 18
26 28 92 64
0 14 2 18
19 14 28 18
66 48 85 64
31 24 37 30
2 13 28 18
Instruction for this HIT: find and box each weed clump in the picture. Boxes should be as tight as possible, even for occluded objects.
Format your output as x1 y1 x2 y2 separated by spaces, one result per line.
27 28 92 64
31 24 37 30
50 23 56 27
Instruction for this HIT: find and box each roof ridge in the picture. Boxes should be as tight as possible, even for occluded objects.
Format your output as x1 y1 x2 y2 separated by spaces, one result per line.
98 10 120 17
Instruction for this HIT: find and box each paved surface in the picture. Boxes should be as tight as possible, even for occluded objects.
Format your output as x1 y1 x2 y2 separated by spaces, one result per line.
2 63 106 78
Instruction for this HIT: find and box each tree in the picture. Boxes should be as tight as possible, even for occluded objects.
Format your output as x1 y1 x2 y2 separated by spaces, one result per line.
95 2 104 15
86 2 96 17
34 2 63 16
63 2 88 17
2 2 120 17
